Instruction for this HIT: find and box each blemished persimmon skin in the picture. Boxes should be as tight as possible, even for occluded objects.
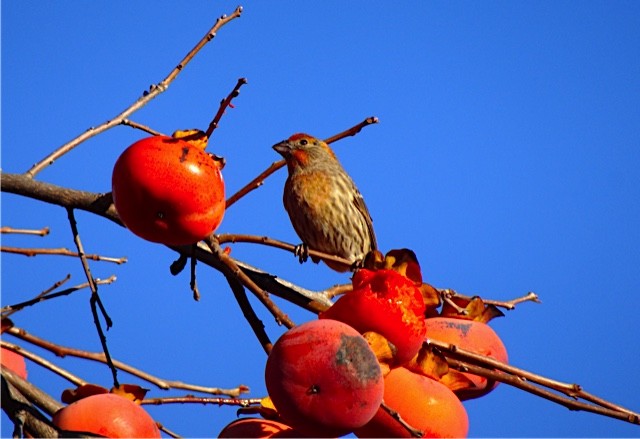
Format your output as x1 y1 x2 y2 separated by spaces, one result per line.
355 367 469 438
425 317 508 398
320 268 427 366
265 319 384 437
217 418 301 438
112 136 225 246
1 348 27 380
52 393 161 438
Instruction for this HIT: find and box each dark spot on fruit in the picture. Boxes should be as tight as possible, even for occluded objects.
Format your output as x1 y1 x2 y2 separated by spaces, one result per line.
156 211 165 219
335 334 381 383
443 320 472 337
179 147 190 162
307 384 320 395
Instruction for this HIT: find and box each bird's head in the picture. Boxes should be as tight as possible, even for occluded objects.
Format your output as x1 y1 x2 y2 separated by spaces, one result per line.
273 133 337 170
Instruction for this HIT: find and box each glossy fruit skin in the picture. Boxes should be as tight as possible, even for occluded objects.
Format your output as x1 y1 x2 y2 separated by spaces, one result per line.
320 269 426 365
112 136 225 246
355 367 469 438
217 418 300 438
265 319 384 437
425 317 508 399
1 348 27 380
52 393 161 438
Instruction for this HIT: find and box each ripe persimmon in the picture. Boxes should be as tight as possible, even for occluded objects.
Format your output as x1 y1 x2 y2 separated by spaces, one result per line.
52 393 160 438
217 418 301 438
355 367 469 438
425 316 508 399
320 268 426 366
112 134 225 246
1 347 27 380
265 319 384 437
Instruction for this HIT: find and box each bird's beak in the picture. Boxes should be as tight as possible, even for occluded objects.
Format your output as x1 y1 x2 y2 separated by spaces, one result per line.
272 140 291 156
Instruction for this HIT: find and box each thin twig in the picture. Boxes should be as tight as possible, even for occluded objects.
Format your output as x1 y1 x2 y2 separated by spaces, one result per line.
439 288 541 310
204 235 295 328
1 368 62 437
204 78 248 138
322 283 352 300
2 275 117 317
156 422 182 439
0 226 49 236
380 400 423 437
1 246 127 264
428 339 640 425
1 341 86 387
190 245 200 301
5 326 248 397
142 395 263 407
1 172 333 313
216 233 353 270
66 208 119 388
120 119 165 136
24 6 243 178
223 272 273 354
225 116 379 208
323 116 379 144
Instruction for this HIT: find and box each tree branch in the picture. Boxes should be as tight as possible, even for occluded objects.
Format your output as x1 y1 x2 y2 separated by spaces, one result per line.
24 6 243 178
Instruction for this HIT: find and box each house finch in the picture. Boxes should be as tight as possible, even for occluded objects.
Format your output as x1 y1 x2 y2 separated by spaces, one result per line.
273 133 377 272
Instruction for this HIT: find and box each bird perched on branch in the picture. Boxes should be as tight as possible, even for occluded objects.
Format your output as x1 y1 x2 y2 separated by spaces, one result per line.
273 133 377 272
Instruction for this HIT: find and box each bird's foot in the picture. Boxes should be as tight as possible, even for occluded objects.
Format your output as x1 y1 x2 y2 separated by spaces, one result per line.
294 243 310 264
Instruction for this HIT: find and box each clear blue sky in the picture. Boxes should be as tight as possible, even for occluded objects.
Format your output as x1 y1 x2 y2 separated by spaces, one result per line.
2 1 640 437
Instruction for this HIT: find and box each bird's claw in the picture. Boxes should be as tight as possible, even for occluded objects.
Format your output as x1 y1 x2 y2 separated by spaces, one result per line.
294 243 310 264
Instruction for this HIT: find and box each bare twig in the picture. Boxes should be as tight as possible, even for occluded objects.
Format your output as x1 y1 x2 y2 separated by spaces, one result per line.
142 395 262 407
204 78 248 138
24 6 243 178
2 275 117 316
428 339 640 425
1 341 86 387
189 245 200 301
1 246 127 264
223 272 273 354
1 368 61 437
225 116 379 208
380 400 423 438
66 208 119 388
0 172 333 313
322 283 352 300
5 326 248 397
0 226 49 236
439 288 541 310
204 235 295 329
120 119 165 136
216 233 353 271
323 116 379 144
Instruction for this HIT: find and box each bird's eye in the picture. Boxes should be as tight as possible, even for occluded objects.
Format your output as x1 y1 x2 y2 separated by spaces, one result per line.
299 139 308 146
